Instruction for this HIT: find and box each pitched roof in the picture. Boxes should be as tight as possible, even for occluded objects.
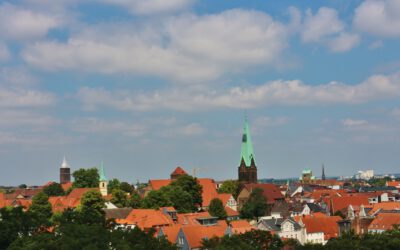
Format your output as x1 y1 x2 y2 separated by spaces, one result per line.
61 182 73 191
67 188 98 199
119 209 174 229
300 215 341 240
387 181 400 187
159 224 182 243
368 213 400 231
171 167 187 176
181 224 227 248
329 195 369 213
369 202 400 215
229 220 255 234
240 115 256 166
149 179 172 191
243 184 284 204
177 211 211 226
105 208 133 220
225 206 239 217
198 178 218 207
215 193 232 206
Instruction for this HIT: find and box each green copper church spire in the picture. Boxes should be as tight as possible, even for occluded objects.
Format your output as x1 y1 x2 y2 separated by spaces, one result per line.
240 114 255 167
99 161 107 182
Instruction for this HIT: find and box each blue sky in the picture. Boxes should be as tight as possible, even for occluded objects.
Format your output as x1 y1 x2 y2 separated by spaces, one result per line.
0 0 399 185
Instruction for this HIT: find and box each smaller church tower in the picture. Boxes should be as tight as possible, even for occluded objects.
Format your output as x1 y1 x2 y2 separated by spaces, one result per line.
238 115 258 184
60 156 71 184
99 162 108 196
322 164 326 180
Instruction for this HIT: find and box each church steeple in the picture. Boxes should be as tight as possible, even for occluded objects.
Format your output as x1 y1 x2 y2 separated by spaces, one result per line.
322 164 326 181
60 155 71 184
238 114 258 184
99 162 108 196
240 114 256 167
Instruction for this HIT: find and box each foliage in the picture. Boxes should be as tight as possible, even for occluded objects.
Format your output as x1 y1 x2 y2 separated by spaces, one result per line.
0 206 32 249
209 198 227 219
129 191 142 208
28 192 53 229
201 235 255 250
111 188 129 208
18 184 27 189
334 210 345 219
120 181 134 194
240 188 268 221
170 174 203 207
72 168 99 188
43 182 65 196
218 180 240 199
142 189 172 209
107 178 121 193
78 190 105 225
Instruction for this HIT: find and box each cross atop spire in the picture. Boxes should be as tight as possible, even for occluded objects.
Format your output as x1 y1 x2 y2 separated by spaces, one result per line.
99 161 107 182
240 114 255 167
61 155 70 168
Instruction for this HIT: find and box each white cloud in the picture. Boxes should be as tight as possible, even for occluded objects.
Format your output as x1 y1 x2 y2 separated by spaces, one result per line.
0 110 59 128
77 72 400 112
181 123 205 136
327 32 360 52
100 0 195 15
301 7 344 43
23 9 288 82
0 2 58 41
354 0 400 37
0 88 55 107
341 118 368 127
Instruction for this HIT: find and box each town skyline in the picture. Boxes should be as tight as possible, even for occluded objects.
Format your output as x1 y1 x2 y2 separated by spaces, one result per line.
0 0 399 185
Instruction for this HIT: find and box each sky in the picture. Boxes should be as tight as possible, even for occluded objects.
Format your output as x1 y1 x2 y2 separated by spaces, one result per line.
0 0 399 185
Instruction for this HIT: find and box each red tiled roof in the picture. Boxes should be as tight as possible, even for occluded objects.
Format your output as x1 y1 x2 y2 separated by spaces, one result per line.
61 182 73 191
67 188 98 199
215 193 232 206
177 211 211 226
182 224 227 248
171 167 187 176
160 224 182 243
243 184 284 204
369 202 400 215
368 213 400 231
387 181 400 187
225 206 239 217
149 179 172 191
300 215 341 240
329 195 369 213
118 209 174 229
229 220 255 234
310 189 346 201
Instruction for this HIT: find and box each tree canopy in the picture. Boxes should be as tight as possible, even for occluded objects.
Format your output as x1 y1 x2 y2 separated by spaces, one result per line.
43 182 65 196
218 180 240 199
72 168 99 188
240 188 268 221
209 198 227 219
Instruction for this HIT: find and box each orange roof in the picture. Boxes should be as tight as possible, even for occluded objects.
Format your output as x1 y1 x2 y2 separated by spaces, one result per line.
160 224 182 243
369 202 400 215
215 193 232 206
198 178 218 207
49 196 81 212
229 220 255 234
329 195 369 213
171 167 187 176
177 211 211 226
387 181 400 187
181 224 227 248
0 193 5 208
225 206 239 217
149 179 173 191
120 209 173 229
368 213 400 231
300 216 341 240
67 188 98 199
61 182 73 191
310 189 346 201
243 184 284 204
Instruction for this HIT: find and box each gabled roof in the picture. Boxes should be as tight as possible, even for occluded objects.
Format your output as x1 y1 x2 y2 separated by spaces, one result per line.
229 220 255 234
61 182 73 191
215 193 232 206
299 215 341 240
368 213 400 231
329 195 369 213
149 179 172 191
67 188 98 199
258 218 284 232
105 208 133 220
177 211 211 226
369 202 400 215
225 206 239 217
119 209 174 229
159 224 182 243
306 203 324 213
181 224 227 248
171 167 187 176
243 184 284 204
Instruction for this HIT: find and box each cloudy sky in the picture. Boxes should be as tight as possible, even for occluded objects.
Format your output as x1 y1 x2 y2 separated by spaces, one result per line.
0 0 399 185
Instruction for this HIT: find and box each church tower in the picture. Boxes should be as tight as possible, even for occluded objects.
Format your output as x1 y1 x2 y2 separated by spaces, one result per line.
99 162 108 196
60 156 71 184
238 115 258 184
322 164 326 180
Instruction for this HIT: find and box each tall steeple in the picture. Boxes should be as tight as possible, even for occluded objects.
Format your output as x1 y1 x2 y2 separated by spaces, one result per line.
99 162 108 196
322 164 326 181
240 114 256 167
238 114 258 184
60 155 71 184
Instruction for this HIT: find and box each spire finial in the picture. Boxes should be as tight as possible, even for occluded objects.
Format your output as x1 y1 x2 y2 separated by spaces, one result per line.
99 161 107 181
61 155 69 168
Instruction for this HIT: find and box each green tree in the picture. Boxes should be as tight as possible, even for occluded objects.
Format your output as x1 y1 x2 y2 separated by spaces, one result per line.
28 192 52 229
209 198 227 219
72 168 99 188
120 181 134 193
239 230 283 250
141 190 172 209
129 191 142 208
108 178 121 193
201 235 255 250
0 206 33 248
78 190 105 225
164 186 194 213
240 188 267 221
171 174 202 207
43 182 65 196
218 180 240 198
111 189 129 208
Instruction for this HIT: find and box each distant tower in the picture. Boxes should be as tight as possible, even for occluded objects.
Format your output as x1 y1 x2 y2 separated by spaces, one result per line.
99 162 108 196
238 115 258 184
60 156 71 184
322 164 326 180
